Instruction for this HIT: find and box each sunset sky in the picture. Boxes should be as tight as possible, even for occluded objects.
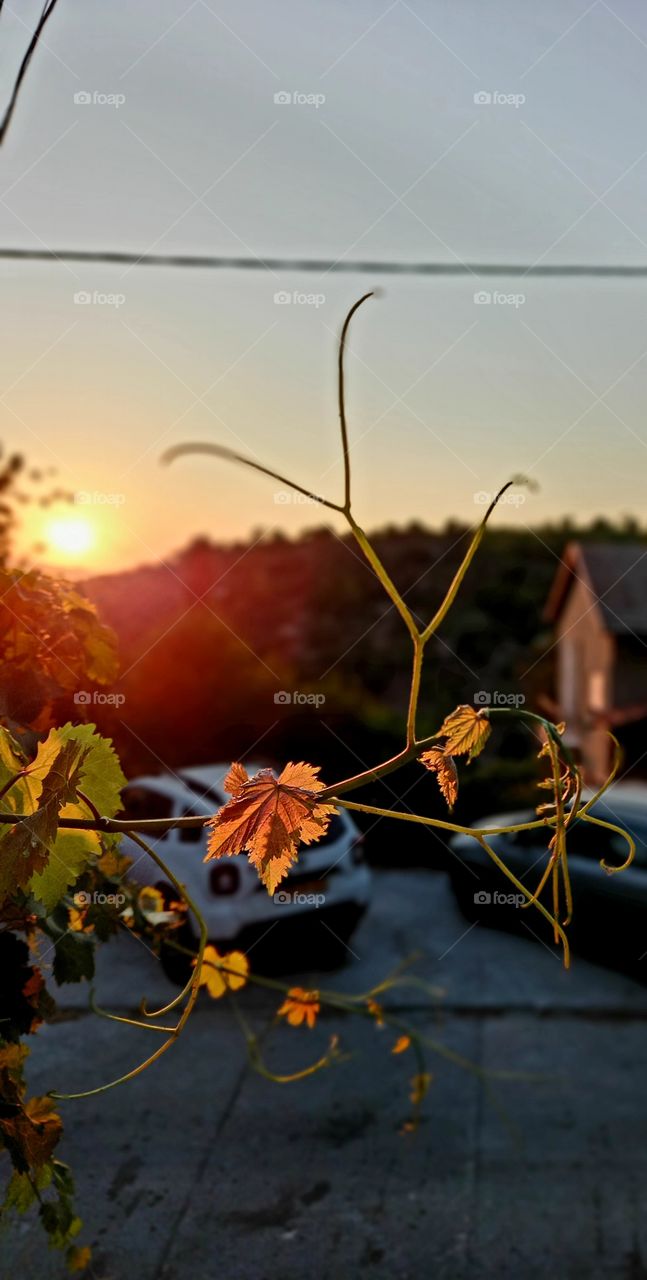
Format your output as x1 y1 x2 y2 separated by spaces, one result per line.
2 0 647 570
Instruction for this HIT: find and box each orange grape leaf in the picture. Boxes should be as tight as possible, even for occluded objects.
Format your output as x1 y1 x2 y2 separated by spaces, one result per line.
206 762 337 895
277 986 320 1028
434 705 491 761
223 761 249 796
419 747 459 810
392 1034 411 1054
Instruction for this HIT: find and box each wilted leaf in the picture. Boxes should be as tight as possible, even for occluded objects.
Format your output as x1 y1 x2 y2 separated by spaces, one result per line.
206 762 337 895
0 1095 62 1174
419 747 459 809
434 705 491 761
277 987 320 1028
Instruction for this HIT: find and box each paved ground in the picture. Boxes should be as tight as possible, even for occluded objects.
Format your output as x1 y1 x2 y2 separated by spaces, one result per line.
6 869 647 1279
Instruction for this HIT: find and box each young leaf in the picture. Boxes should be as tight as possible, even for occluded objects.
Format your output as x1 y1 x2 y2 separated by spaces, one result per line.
434 705 491 761
277 987 320 1028
195 945 249 999
419 747 459 810
206 762 337 895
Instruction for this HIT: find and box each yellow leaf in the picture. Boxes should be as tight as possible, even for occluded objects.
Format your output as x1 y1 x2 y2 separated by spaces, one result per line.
419 747 459 809
434 705 491 761
392 1034 411 1055
223 950 249 991
195 945 249 999
138 886 165 915
277 987 320 1028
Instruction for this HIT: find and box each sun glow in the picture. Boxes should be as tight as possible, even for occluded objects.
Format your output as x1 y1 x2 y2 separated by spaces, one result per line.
45 514 95 560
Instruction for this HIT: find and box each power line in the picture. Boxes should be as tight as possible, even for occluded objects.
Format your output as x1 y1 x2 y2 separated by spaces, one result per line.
2 248 647 277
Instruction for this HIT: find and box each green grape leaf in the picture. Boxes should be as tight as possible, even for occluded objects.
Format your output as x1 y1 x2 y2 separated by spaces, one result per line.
0 741 89 902
52 932 95 985
28 724 126 914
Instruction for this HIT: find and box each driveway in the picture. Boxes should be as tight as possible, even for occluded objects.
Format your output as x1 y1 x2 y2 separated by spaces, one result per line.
5 870 647 1279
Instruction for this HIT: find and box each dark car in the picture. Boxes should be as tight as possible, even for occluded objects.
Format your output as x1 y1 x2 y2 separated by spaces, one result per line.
447 784 647 977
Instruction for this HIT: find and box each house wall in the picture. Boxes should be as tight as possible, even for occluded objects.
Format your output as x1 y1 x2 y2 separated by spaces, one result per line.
556 577 614 783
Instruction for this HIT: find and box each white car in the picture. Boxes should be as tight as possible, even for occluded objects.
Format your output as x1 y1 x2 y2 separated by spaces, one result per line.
119 763 372 979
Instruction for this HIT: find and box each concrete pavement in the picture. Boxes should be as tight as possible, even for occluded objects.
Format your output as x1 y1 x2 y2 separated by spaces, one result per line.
5 870 647 1279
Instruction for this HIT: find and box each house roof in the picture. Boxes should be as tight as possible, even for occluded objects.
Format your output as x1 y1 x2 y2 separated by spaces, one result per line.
545 541 647 636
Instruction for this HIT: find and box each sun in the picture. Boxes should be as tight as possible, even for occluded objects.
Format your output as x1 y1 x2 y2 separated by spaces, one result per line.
45 514 95 560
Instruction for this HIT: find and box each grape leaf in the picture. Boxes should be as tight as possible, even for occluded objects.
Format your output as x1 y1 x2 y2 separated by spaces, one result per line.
0 741 89 901
419 747 459 810
434 705 491 761
196 945 249 999
206 762 337 895
277 987 320 1028
52 932 95 986
29 724 126 914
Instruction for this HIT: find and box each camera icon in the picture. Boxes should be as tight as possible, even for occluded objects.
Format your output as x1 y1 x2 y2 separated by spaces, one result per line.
273 91 292 105
73 891 91 906
74 690 92 705
273 290 291 304
273 491 291 504
473 891 491 905
273 890 292 904
473 690 491 706
474 291 491 304
473 91 492 105
473 491 490 505
74 91 92 105
274 691 292 705
73 291 92 305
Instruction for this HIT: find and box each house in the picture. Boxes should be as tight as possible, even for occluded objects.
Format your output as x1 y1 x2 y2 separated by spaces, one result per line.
545 541 647 783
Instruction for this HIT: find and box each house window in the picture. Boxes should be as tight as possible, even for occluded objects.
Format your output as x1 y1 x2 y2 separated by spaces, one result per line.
588 670 606 713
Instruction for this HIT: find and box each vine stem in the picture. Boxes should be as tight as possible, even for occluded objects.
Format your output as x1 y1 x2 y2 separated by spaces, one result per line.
51 831 208 1100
